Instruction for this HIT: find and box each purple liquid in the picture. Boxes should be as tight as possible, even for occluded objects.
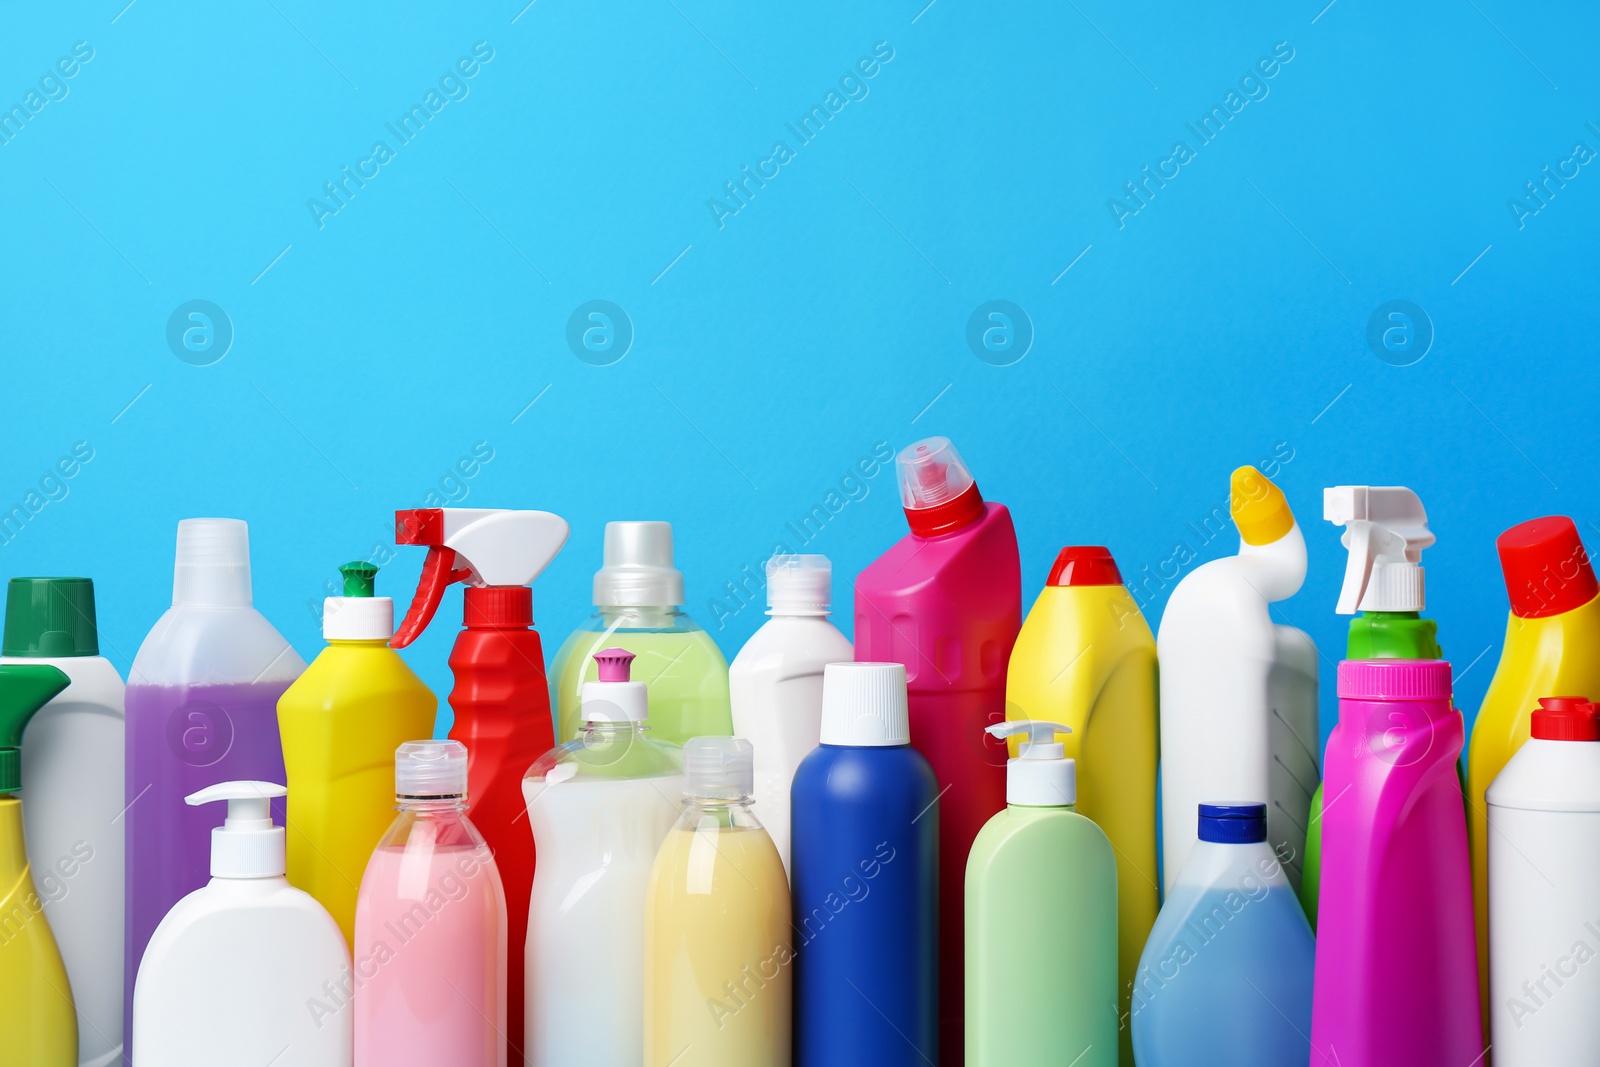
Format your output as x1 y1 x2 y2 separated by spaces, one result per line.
122 680 294 1062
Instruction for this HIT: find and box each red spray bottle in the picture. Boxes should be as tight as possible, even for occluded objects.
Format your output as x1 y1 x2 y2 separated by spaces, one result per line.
391 507 569 1066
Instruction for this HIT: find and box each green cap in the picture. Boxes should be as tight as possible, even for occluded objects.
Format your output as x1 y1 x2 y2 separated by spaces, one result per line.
0 664 70 793
340 561 378 597
4 578 99 658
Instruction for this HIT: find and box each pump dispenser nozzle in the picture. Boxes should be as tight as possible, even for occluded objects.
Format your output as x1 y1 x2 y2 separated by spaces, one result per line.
185 781 288 879
985 719 1075 806
1325 486 1434 614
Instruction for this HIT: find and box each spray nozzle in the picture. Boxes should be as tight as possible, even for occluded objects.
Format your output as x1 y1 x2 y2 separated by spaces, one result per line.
1325 486 1433 614
185 781 288 879
0 664 70 794
340 561 378 597
985 720 1076 806
391 508 570 648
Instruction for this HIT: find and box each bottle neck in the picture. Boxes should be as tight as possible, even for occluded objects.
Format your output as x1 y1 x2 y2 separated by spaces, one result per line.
597 605 678 628
680 795 761 829
396 795 468 814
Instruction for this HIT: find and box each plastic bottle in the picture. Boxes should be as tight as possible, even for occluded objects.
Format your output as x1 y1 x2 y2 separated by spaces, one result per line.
966 719 1117 1067
354 740 507 1067
1302 485 1442 927
792 662 938 1067
124 518 306 1059
0 663 76 1067
1156 466 1318 895
1130 802 1314 1067
389 506 567 1065
729 555 854 878
1487 696 1600 1064
1469 516 1600 1023
854 436 1021 1064
278 562 437 948
644 737 790 1067
3 578 125 1067
1311 659 1481 1065
1004 544 1156 1060
132 781 352 1066
523 648 683 1067
552 520 732 745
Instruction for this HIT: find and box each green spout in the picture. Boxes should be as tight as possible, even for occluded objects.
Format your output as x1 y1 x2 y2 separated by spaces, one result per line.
340 561 378 598
0 664 70 793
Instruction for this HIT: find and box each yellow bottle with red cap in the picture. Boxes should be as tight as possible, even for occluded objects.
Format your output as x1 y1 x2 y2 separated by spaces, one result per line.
1004 545 1157 1062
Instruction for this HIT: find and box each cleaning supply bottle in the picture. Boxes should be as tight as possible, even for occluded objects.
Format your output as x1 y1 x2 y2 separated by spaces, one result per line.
1311 659 1480 1066
552 520 732 745
644 737 790 1067
523 648 683 1067
854 435 1021 1064
1004 544 1156 1062
124 518 306 1060
1130 803 1314 1067
966 719 1116 1067
1487 696 1600 1064
729 554 854 878
278 562 437 948
1156 466 1318 895
4 577 125 1067
1469 515 1600 1023
131 781 351 1066
792 662 938 1067
354 740 507 1067
389 506 566 1066
1302 485 1442 927
0 663 76 1067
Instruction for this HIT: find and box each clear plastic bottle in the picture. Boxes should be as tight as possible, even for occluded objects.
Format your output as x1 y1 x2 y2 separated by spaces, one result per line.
552 522 731 745
354 741 507 1067
644 737 790 1067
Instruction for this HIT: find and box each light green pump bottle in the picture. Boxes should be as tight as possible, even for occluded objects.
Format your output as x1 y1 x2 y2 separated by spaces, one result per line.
966 720 1119 1067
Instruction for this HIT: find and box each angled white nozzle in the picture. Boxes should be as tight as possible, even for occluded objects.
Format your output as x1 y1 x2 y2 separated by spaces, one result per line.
1325 486 1433 614
437 509 570 587
185 781 288 879
985 720 1075 806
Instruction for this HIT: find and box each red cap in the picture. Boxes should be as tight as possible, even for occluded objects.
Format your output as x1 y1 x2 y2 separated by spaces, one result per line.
1047 546 1123 587
1531 696 1600 741
463 586 532 629
1497 516 1599 619
905 483 984 537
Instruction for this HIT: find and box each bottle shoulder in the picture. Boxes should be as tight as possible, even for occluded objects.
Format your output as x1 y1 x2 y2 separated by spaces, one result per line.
794 744 937 798
1488 738 1600 811
730 615 853 673
284 643 434 702
130 605 306 686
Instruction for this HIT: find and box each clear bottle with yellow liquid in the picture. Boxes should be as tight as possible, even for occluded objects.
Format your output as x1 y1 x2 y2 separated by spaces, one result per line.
277 563 437 946
1468 516 1600 1029
1004 546 1157 1064
0 663 78 1067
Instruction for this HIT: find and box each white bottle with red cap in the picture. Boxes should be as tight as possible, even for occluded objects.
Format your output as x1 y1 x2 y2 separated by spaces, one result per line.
1487 696 1600 1066
729 555 853 879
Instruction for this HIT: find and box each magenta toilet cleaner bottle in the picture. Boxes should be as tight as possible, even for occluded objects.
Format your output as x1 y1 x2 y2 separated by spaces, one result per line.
123 519 305 1059
1310 659 1482 1066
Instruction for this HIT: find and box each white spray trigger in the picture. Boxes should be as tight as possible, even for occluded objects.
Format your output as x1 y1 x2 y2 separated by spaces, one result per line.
184 781 288 879
1324 486 1433 614
986 720 1076 806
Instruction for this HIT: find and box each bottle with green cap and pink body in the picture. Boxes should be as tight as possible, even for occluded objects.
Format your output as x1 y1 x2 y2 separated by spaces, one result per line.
3 577 125 1067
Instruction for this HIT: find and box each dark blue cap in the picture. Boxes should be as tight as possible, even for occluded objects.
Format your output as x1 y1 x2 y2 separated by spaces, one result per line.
1198 802 1267 844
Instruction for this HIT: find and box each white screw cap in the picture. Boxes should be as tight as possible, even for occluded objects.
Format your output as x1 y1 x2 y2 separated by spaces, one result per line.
820 662 909 746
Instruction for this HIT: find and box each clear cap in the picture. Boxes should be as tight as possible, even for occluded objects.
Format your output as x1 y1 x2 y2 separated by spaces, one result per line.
897 437 975 510
683 736 754 799
396 739 468 798
820 662 909 746
173 518 253 607
594 521 685 608
766 554 832 615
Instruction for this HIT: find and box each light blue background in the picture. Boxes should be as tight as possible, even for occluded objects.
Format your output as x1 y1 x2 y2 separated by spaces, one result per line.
3 0 1597 750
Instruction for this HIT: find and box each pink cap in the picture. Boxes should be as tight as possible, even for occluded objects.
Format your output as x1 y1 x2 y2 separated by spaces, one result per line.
1338 658 1453 701
593 647 636 683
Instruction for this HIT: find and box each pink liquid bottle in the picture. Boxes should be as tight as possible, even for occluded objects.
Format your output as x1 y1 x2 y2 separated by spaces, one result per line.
853 436 1021 1066
1311 659 1482 1066
354 740 507 1067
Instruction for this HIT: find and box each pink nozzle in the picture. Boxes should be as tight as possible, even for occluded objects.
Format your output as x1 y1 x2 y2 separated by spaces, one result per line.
593 647 636 682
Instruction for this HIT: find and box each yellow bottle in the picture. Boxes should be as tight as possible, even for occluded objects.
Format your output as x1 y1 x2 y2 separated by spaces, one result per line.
278 563 437 947
1468 517 1600 1027
1004 546 1157 1065
0 664 77 1067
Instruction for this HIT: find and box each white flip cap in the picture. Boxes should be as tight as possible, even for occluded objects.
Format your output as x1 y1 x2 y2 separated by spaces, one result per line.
820 662 909 746
186 780 288 879
594 521 685 608
173 518 253 607
323 596 395 640
767 554 833 615
985 720 1076 806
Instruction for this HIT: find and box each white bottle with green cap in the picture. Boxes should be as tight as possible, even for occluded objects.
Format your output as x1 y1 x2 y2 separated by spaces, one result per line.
3 577 126 1067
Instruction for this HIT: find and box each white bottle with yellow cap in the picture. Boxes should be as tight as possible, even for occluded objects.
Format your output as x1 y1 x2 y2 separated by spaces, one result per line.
1155 467 1319 895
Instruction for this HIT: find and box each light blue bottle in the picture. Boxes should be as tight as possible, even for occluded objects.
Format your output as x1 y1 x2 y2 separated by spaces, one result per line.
1130 802 1314 1067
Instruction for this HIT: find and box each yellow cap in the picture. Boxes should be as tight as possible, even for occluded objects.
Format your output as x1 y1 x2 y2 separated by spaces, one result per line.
1231 466 1294 546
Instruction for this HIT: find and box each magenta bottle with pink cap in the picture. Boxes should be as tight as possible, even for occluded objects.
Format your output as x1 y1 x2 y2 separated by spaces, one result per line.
1311 658 1482 1066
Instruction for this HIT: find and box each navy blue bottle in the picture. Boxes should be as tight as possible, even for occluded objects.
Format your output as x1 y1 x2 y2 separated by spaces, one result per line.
792 661 939 1066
